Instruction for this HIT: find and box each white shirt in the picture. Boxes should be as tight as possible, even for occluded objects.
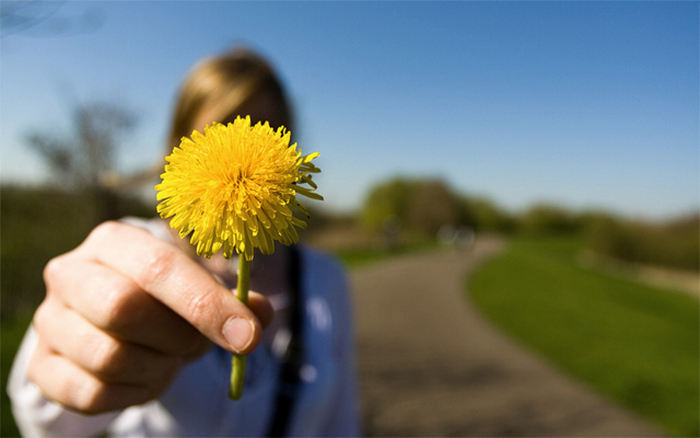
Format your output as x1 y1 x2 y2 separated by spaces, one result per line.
8 218 361 437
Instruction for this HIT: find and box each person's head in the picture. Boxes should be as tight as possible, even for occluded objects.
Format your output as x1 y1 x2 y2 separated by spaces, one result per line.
103 47 292 189
168 47 293 153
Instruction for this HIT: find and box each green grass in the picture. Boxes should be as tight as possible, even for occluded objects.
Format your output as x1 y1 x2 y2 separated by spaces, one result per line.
334 239 445 268
468 236 699 437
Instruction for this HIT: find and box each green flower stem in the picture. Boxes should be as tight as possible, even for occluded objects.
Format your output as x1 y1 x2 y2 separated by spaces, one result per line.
229 255 251 400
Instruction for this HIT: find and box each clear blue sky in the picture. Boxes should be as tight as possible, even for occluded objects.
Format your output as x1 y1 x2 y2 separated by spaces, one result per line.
2 1 698 219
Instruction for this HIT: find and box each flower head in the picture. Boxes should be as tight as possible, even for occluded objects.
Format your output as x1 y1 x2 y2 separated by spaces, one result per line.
155 116 322 261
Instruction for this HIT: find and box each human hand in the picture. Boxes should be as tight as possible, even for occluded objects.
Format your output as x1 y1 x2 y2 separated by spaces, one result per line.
27 221 273 414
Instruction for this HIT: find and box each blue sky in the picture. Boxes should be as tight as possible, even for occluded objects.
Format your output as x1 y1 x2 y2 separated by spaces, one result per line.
1 1 698 218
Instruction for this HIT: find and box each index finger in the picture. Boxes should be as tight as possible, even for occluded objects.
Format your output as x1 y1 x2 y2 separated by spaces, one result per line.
81 221 262 355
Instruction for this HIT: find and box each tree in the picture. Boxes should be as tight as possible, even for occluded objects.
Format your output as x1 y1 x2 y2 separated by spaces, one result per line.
360 177 418 232
461 195 513 233
25 99 138 223
519 203 579 235
361 177 467 238
406 179 461 236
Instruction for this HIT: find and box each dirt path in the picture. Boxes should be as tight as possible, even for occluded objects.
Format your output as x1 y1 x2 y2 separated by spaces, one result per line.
350 236 665 437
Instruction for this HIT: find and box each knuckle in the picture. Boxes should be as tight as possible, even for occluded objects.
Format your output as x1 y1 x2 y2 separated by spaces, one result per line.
30 359 110 415
77 382 157 415
26 343 50 385
31 301 51 333
42 255 67 287
87 221 123 245
89 340 131 381
102 285 144 333
139 245 178 290
71 379 110 414
184 288 219 329
72 381 148 416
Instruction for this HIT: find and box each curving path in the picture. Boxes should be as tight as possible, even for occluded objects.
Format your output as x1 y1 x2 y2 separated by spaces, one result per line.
350 236 665 437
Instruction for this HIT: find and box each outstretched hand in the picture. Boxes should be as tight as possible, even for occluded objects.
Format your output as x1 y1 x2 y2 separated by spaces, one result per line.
28 221 273 414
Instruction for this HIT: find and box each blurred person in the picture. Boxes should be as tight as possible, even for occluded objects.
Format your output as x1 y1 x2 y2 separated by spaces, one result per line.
8 47 361 437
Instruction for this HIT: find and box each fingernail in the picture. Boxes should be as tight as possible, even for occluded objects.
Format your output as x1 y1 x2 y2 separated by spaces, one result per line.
222 317 255 353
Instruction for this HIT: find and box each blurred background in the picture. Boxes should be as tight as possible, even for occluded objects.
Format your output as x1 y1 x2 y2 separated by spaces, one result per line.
1 1 697 437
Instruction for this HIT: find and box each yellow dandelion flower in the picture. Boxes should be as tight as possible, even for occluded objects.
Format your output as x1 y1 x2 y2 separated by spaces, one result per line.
155 116 322 261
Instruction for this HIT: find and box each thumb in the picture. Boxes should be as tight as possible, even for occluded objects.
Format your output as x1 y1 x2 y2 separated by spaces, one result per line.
85 222 265 354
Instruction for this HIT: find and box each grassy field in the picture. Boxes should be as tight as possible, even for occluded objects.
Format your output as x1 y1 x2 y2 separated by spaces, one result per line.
468 236 699 437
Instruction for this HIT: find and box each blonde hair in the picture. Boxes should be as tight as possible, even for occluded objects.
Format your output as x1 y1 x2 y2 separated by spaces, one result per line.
103 47 293 188
168 47 293 150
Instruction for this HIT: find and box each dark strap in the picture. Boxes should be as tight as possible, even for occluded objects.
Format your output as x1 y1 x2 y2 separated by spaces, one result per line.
267 245 304 437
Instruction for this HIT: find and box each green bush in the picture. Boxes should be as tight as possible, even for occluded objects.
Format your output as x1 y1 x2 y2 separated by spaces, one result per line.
406 180 461 236
360 176 513 237
518 204 580 235
461 196 515 234
1 185 154 321
585 213 699 272
360 177 418 232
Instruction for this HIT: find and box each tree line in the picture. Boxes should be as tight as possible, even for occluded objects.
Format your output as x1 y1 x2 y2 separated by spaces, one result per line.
358 176 699 272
